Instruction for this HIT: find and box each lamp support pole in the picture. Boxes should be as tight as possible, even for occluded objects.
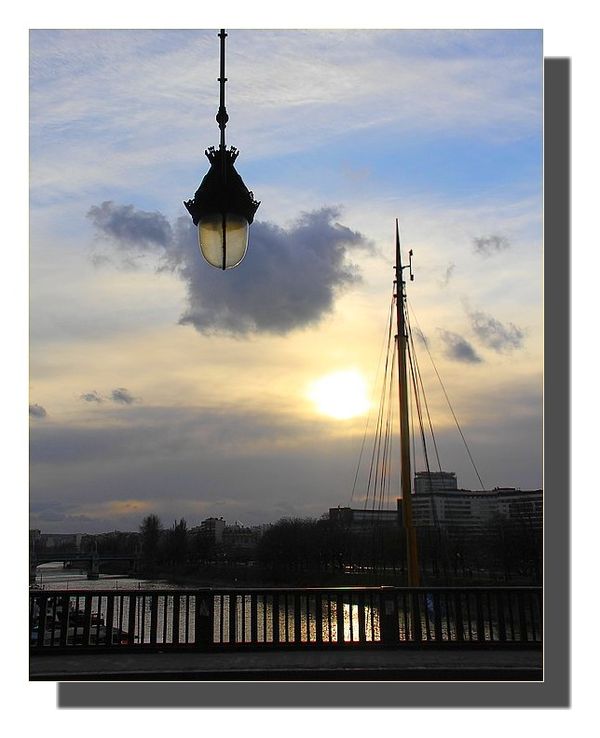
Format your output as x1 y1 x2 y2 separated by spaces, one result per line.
217 29 228 150
216 29 229 269
395 219 420 587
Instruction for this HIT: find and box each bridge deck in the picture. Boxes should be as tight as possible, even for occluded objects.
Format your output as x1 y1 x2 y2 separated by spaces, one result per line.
30 647 542 681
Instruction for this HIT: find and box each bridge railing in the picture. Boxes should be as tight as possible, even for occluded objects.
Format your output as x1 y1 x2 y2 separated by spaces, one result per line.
30 586 542 652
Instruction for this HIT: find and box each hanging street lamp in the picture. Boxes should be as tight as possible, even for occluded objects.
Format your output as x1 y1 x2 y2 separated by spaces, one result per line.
184 29 260 270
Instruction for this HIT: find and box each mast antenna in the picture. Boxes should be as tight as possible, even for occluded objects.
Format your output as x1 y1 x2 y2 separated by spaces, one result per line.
395 219 420 587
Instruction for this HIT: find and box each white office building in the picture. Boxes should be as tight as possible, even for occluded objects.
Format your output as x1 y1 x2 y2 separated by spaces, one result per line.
330 472 542 535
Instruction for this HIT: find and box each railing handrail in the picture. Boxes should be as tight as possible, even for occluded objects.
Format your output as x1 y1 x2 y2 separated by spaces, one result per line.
29 585 543 596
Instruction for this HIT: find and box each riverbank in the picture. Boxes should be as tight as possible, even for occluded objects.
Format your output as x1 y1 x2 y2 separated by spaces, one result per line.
111 563 537 589
40 558 538 591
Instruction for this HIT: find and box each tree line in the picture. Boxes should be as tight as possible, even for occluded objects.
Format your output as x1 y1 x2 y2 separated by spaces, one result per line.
73 511 540 585
254 514 540 585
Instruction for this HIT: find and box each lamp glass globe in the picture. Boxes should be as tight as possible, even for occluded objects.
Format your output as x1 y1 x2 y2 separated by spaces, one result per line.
198 213 249 270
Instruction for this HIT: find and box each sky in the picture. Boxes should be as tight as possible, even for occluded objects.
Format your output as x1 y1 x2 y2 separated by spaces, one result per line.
29 29 543 533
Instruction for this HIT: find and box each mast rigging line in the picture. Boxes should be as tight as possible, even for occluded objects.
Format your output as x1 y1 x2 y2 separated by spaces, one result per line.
407 299 486 491
405 300 444 531
376 345 396 514
365 328 396 513
350 296 395 505
351 286 487 520
406 304 444 475
407 329 434 483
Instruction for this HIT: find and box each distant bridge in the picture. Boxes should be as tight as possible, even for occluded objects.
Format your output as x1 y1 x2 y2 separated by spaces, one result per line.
31 551 141 580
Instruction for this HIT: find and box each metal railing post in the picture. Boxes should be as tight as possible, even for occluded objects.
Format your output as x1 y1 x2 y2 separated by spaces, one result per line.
127 594 137 646
336 593 345 645
105 594 115 647
195 592 213 648
381 592 399 644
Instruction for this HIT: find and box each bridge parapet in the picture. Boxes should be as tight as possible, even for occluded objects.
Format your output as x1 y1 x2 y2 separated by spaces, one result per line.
29 586 542 653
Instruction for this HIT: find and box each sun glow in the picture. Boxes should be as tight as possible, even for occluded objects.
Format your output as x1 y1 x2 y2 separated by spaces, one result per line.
307 370 371 420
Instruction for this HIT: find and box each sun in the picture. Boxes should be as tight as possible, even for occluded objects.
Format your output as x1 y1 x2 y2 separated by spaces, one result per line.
307 370 371 420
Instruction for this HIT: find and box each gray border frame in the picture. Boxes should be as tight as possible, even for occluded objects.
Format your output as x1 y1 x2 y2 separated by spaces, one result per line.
57 57 570 709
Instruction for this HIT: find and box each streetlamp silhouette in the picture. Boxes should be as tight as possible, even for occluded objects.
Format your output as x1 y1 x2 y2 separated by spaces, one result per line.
184 29 260 270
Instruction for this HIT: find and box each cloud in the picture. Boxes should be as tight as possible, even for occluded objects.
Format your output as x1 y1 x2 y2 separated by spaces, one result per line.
468 308 525 352
29 403 47 418
29 378 542 532
87 201 172 252
473 234 510 257
30 500 100 528
413 327 430 349
80 391 103 403
172 209 372 335
88 201 372 335
440 262 455 287
81 389 141 405
111 387 138 405
28 406 380 529
30 31 542 204
34 509 66 523
438 329 482 363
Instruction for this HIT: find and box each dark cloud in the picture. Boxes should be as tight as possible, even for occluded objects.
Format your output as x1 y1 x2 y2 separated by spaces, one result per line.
29 403 47 418
468 308 525 352
88 201 372 335
473 234 510 257
30 501 97 527
34 509 67 523
111 387 138 405
171 209 371 335
80 391 103 403
87 201 172 251
28 406 314 466
438 329 482 363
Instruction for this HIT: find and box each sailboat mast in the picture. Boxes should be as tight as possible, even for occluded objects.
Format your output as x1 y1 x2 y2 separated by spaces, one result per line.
395 219 420 587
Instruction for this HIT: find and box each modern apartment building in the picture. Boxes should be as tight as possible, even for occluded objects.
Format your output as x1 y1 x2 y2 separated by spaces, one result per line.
407 483 542 533
330 472 542 535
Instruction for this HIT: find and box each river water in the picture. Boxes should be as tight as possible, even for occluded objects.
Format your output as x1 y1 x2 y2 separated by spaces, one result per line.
33 562 171 591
